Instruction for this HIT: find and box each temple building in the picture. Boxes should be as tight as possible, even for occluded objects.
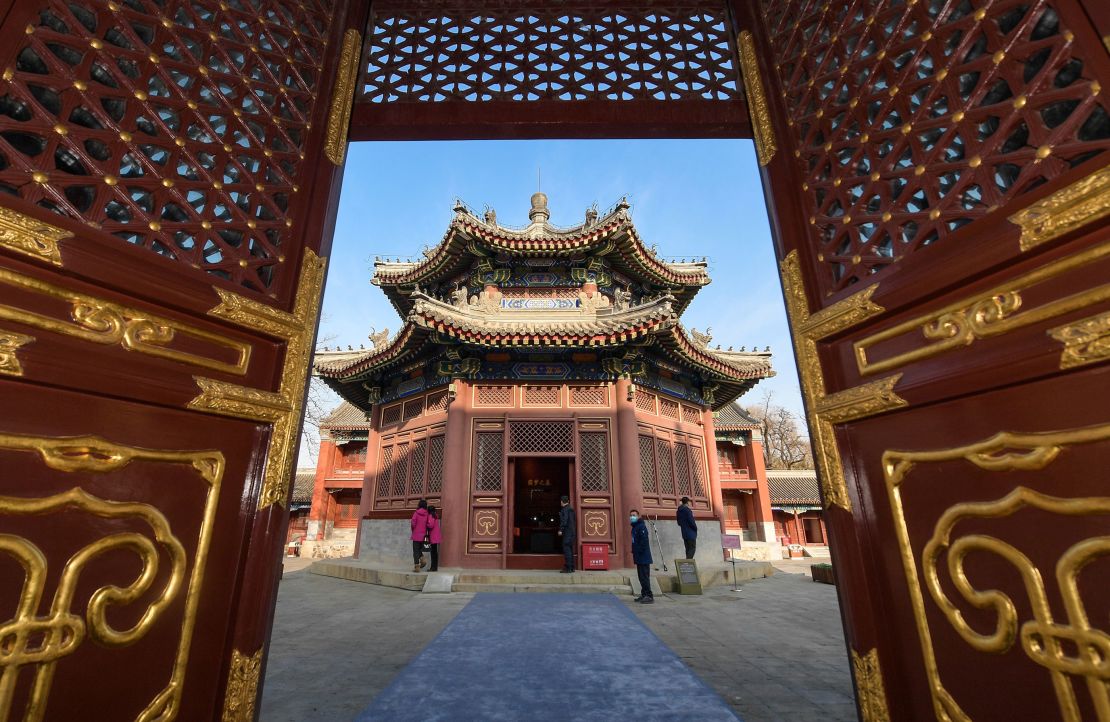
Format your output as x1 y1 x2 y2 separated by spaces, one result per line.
313 194 775 569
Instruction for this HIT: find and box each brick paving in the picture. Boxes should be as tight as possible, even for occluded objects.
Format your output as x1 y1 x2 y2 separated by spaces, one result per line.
260 560 854 721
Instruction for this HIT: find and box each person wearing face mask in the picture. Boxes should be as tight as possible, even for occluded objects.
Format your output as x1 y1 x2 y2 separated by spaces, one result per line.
629 509 654 604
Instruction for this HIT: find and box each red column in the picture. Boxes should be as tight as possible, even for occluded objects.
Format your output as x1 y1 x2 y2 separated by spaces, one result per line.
614 377 642 566
353 406 382 558
309 439 338 540
700 408 726 524
440 380 471 568
747 433 774 542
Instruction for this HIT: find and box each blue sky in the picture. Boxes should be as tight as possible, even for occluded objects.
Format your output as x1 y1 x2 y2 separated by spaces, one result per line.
300 138 802 463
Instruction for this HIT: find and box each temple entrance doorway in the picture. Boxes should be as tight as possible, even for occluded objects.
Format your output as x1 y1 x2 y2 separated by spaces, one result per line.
509 457 572 565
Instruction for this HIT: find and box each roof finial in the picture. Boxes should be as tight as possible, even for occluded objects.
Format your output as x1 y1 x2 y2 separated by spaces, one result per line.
529 189 549 225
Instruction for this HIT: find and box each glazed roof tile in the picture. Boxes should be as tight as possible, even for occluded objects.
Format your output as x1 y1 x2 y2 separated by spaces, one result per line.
291 469 315 505
766 469 821 505
716 403 762 429
320 401 372 430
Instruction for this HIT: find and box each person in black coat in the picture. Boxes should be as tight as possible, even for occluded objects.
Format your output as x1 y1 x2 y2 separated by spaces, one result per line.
630 509 653 603
557 495 576 573
677 496 698 559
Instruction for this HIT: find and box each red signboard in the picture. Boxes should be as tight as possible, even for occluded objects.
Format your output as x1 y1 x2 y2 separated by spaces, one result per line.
582 543 609 570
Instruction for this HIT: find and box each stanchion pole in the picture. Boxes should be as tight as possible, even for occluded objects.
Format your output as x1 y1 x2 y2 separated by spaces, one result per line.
730 550 740 592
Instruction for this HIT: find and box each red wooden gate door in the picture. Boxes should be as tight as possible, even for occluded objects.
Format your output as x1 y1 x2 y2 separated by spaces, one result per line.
0 1 358 719
737 0 1110 719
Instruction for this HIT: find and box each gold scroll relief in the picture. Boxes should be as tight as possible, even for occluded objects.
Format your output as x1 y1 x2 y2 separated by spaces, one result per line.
884 423 1110 722
0 330 33 375
851 648 891 722
0 265 251 375
0 433 224 722
0 206 69 265
324 29 361 166
1049 309 1110 370
737 30 777 166
221 648 263 722
779 250 904 512
1009 161 1110 251
190 249 326 508
854 239 1110 376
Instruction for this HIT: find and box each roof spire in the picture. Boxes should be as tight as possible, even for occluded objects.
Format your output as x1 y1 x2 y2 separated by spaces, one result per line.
529 189 549 225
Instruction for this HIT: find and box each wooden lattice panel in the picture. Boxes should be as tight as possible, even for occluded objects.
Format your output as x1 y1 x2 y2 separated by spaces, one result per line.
426 389 449 414
408 437 427 495
634 388 656 414
522 384 560 406
570 385 607 406
402 398 423 421
391 441 409 496
361 1 741 104
474 431 503 491
655 438 675 495
674 442 692 497
690 444 707 497
578 431 609 493
659 397 680 419
508 420 574 454
427 434 444 494
475 384 514 406
681 404 700 424
762 0 1110 296
0 0 335 293
380 403 402 427
376 444 394 498
638 434 656 494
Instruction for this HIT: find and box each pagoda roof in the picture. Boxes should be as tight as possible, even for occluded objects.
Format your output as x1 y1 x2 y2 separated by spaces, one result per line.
372 196 710 316
320 400 372 431
291 469 315 505
767 469 821 506
715 402 762 430
314 296 773 410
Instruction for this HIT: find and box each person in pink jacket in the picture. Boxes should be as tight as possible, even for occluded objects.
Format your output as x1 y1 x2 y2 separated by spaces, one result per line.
410 499 429 572
426 504 442 571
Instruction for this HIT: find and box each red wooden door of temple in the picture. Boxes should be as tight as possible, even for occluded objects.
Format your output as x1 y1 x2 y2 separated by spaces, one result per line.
0 1 362 719
735 0 1110 719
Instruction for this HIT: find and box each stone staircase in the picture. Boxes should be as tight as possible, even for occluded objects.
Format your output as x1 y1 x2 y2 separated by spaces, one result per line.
451 571 634 595
803 546 832 558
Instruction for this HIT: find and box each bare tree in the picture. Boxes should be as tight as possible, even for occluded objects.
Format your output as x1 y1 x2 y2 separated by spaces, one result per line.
744 391 814 470
296 332 340 467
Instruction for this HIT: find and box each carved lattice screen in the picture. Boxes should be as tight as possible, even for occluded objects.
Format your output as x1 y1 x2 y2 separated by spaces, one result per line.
0 0 336 294
655 438 675 494
474 431 503 491
762 0 1110 295
578 431 609 493
408 437 427 495
376 444 394 498
638 434 656 494
391 441 409 496
674 442 692 497
427 434 444 494
508 420 574 454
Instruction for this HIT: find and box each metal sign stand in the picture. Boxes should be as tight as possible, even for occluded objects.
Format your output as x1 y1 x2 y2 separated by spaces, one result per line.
730 551 740 592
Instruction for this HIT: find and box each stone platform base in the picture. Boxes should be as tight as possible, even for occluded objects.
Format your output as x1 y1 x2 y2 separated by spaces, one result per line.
309 558 775 595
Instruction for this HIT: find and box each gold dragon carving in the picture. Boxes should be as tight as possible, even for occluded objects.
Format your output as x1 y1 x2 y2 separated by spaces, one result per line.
324 29 361 166
851 648 892 722
0 206 69 265
885 423 1110 722
737 30 777 166
0 330 33 376
220 648 263 722
0 433 223 722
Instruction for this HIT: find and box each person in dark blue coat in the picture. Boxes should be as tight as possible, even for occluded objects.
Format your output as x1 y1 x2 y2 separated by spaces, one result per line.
676 496 698 559
630 509 653 604
558 495 576 573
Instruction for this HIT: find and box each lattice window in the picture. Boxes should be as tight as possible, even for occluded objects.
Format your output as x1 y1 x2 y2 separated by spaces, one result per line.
426 390 449 414
578 431 609 493
362 3 741 104
376 444 394 498
0 0 335 293
763 0 1110 296
674 443 692 497
690 445 707 497
634 389 656 414
408 437 427 496
475 385 514 406
427 435 444 494
659 398 680 419
392 442 410 496
508 421 574 454
656 438 675 495
403 398 423 421
380 403 402 427
475 432 503 491
681 405 701 424
522 385 560 406
570 385 607 406
638 435 657 493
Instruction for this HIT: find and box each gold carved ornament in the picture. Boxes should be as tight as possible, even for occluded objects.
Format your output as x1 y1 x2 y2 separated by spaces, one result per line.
737 30 777 166
778 251 906 512
0 206 69 265
189 249 326 509
0 331 33 376
854 240 1110 376
220 648 263 722
851 648 892 722
324 28 361 166
1009 160 1110 252
1049 309 1110 370
0 433 224 722
884 423 1110 722
0 265 252 376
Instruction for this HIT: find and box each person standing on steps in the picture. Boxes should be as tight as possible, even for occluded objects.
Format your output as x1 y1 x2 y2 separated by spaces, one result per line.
410 499 430 572
425 504 442 572
677 496 697 560
557 495 576 573
630 509 654 603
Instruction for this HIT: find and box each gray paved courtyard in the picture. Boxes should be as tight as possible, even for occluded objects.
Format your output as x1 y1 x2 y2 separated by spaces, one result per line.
260 559 855 722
